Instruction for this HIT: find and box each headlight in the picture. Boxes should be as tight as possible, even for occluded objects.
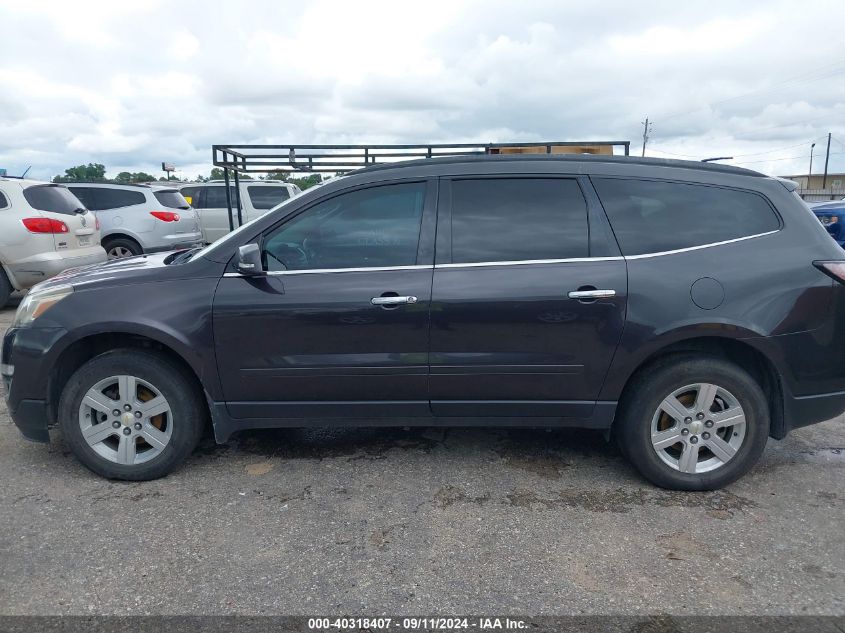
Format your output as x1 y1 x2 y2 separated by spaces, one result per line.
13 285 74 328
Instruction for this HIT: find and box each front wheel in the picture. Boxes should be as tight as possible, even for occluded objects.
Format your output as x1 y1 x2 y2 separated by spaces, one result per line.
58 350 205 480
615 355 769 491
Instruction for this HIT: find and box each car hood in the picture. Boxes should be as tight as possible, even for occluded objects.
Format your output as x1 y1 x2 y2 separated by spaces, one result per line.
34 252 201 292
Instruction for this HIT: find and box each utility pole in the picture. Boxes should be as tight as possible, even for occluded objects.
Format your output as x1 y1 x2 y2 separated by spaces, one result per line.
822 132 832 190
809 142 816 186
641 117 652 157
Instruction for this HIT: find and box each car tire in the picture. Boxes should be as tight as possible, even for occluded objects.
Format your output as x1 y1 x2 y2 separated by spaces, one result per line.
0 269 11 309
58 349 205 480
615 354 769 491
102 237 142 259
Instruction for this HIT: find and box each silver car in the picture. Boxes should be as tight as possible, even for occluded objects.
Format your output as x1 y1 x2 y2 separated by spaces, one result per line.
67 183 202 259
0 177 106 308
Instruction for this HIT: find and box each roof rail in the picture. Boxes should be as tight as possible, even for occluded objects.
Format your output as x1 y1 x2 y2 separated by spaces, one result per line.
62 181 153 188
212 141 632 174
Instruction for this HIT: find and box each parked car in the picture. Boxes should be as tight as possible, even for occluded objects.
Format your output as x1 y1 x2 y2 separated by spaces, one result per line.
4 155 845 490
811 202 845 247
808 197 845 209
67 183 202 259
0 177 105 308
178 180 301 243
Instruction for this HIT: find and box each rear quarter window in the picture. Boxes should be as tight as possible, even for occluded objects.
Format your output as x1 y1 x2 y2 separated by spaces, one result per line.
248 185 290 210
23 185 84 215
592 178 780 256
153 190 190 209
0 190 8 209
69 187 146 210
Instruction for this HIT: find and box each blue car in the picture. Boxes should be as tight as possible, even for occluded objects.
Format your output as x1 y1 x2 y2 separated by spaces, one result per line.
812 202 845 246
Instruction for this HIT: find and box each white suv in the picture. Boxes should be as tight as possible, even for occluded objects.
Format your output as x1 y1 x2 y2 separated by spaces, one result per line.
178 180 301 243
67 183 202 259
0 178 105 307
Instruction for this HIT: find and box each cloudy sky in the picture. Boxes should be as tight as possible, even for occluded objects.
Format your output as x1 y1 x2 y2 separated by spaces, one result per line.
1 0 844 182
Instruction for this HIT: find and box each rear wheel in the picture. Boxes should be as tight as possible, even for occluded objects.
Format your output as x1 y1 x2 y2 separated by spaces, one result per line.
616 355 769 490
58 350 205 480
102 237 142 259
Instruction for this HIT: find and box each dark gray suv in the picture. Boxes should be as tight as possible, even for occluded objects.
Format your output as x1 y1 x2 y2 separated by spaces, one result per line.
3 155 844 490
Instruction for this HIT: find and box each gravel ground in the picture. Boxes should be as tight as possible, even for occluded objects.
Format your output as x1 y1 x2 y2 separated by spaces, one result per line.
0 299 843 617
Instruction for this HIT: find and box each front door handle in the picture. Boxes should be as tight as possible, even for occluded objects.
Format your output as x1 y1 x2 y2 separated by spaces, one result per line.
568 289 616 299
371 295 418 306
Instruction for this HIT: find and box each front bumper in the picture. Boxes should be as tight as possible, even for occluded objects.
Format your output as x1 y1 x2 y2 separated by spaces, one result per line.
2 326 66 444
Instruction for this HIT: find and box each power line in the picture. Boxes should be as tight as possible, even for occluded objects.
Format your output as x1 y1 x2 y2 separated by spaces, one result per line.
648 137 826 161
659 61 845 123
732 150 845 166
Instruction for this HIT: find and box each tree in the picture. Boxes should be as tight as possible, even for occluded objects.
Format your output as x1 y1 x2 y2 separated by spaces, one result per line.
209 168 225 180
53 163 107 183
264 171 323 190
115 171 157 183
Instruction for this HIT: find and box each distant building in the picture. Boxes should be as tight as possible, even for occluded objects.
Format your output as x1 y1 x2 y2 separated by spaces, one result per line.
780 173 845 202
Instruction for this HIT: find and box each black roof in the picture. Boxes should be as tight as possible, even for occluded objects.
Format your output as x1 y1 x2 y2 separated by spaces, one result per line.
350 153 767 178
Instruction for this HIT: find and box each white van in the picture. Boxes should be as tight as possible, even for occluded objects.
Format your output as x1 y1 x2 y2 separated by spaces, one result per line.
0 178 105 307
178 180 301 243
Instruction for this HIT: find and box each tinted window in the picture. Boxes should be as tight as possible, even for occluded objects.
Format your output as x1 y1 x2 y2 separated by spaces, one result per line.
0 191 9 209
69 187 146 210
593 179 780 256
153 190 190 209
203 186 236 209
449 178 588 263
23 185 84 215
263 182 426 271
248 185 289 209
68 187 95 210
180 186 200 206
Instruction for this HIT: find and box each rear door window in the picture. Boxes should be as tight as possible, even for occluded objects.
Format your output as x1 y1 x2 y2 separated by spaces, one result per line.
0 190 8 209
248 185 290 210
153 190 191 209
448 178 589 263
23 185 85 215
593 178 780 256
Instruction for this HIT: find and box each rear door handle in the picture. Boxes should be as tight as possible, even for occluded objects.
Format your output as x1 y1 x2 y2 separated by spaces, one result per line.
371 295 418 306
568 289 616 299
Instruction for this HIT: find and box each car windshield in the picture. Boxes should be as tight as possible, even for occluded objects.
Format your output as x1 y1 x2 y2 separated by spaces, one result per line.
154 190 191 209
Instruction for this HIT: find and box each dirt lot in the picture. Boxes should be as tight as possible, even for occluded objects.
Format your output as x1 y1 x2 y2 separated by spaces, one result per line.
0 300 843 616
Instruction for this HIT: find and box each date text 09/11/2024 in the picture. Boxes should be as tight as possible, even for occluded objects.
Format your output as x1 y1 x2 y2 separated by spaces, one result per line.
307 617 528 630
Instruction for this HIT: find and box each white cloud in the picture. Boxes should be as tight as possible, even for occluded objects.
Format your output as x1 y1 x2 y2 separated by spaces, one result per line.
0 0 843 181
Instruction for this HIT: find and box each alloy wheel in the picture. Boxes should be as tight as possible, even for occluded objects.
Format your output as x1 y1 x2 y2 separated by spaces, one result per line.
649 383 747 474
78 375 173 465
107 246 134 259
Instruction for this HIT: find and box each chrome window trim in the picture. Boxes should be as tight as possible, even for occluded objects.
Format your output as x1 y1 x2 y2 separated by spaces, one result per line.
623 230 779 260
224 264 432 277
222 231 779 277
435 257 624 269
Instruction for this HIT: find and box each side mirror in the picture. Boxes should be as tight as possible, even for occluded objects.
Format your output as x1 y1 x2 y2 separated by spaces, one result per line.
236 243 265 276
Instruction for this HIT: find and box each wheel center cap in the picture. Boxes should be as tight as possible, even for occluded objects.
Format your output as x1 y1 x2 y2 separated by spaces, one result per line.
690 420 703 435
121 412 134 427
